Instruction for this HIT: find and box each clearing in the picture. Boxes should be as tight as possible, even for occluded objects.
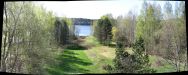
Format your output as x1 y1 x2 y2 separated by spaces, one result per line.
45 36 178 74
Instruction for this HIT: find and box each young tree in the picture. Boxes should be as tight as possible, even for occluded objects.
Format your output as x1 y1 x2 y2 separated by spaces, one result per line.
161 1 187 72
136 2 162 55
104 36 155 73
54 17 70 46
122 11 136 47
94 16 112 46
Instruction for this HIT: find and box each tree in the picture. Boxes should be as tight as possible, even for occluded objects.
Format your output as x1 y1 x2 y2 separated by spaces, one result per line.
1 2 56 74
161 1 187 72
1 2 24 72
114 15 129 46
94 15 112 46
136 2 162 55
92 19 98 37
122 11 136 47
54 17 69 46
104 36 155 73
163 1 173 20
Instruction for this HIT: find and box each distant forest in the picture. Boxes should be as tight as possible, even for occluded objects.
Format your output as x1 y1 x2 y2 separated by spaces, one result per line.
71 18 96 25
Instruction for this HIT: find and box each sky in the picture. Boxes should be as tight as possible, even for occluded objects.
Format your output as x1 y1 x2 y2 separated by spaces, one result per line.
34 0 178 19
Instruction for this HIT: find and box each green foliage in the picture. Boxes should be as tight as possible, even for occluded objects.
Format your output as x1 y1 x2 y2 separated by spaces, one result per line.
92 20 98 36
160 1 187 71
94 15 112 46
54 18 69 46
82 36 100 48
2 1 186 74
111 26 117 42
136 2 162 55
45 50 93 74
135 1 187 72
2 2 57 74
131 37 156 73
104 36 155 73
112 11 136 47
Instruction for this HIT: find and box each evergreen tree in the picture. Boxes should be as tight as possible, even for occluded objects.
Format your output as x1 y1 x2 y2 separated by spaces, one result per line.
94 16 112 46
104 36 155 73
54 18 69 46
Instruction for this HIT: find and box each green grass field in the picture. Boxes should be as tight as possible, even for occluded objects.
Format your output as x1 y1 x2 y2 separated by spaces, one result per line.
44 36 183 74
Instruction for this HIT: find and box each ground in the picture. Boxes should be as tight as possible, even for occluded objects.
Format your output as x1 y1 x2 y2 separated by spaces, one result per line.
44 36 179 74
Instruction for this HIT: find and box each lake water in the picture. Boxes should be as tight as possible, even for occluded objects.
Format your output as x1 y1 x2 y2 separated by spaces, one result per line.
74 25 92 36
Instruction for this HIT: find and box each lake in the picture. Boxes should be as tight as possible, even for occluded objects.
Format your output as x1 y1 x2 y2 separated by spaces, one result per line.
74 25 92 36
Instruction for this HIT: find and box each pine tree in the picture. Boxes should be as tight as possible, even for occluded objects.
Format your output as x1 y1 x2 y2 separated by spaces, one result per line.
94 16 112 46
104 36 155 73
131 37 155 73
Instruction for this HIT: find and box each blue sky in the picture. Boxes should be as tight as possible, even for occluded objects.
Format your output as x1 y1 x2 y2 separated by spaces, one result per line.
35 0 178 19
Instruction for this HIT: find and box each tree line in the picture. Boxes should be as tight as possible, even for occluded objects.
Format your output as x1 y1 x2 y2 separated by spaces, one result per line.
1 2 77 74
94 1 186 73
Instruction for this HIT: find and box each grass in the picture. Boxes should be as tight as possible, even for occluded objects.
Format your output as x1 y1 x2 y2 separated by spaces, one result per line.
81 36 100 48
83 45 115 73
149 55 186 73
124 47 184 73
45 36 115 74
45 49 93 74
44 36 115 74
45 36 185 74
149 55 176 73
